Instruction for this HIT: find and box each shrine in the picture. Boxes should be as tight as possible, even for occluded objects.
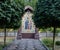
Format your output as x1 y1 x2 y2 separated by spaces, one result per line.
17 6 39 39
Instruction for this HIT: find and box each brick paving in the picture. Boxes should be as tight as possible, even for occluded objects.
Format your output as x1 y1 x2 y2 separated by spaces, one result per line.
3 39 48 50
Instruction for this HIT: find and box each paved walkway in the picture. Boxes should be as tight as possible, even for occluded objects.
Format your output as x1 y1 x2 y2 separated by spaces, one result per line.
3 39 48 50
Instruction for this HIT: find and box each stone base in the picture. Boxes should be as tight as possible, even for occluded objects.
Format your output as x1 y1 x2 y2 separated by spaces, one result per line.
17 28 39 39
35 33 39 39
17 33 39 39
22 33 35 39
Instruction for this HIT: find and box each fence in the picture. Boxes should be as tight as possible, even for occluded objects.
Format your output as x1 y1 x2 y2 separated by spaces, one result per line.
0 32 60 37
39 32 60 37
0 32 17 37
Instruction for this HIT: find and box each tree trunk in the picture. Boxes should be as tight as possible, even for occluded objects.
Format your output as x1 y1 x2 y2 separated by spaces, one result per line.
52 27 56 50
14 29 16 37
4 26 6 46
14 28 16 38
46 31 47 37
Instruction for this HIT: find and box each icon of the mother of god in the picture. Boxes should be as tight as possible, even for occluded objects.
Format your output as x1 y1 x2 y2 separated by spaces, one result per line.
25 18 32 29
25 19 29 29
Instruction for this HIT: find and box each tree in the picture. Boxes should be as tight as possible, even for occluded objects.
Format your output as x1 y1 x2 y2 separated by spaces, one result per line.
15 0 38 9
0 0 11 46
33 0 60 50
0 0 24 46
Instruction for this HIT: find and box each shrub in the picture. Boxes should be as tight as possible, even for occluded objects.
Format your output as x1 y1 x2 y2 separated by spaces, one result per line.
42 38 53 47
0 44 8 50
0 45 4 50
55 41 60 46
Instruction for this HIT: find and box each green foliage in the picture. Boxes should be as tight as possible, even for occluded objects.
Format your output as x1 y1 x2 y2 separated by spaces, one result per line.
55 41 60 45
39 27 53 33
33 0 60 28
56 28 60 33
0 46 2 50
0 44 4 50
42 38 53 47
0 0 24 46
0 0 24 29
8 0 24 29
0 0 6 3
0 44 8 50
15 0 38 9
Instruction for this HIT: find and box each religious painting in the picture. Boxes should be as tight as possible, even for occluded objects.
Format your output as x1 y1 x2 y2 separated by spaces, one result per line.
25 19 29 29
25 18 32 30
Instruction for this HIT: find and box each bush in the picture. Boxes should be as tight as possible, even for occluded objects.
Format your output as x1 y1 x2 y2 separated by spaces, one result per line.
0 45 4 50
42 38 53 47
55 41 60 46
0 44 8 50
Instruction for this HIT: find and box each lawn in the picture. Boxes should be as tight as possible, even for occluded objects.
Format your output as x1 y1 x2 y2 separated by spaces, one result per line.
0 36 15 43
41 37 60 50
0 36 15 50
0 45 3 50
40 36 60 41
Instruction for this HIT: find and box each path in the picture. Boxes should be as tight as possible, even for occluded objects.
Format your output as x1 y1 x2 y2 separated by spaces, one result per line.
3 39 48 50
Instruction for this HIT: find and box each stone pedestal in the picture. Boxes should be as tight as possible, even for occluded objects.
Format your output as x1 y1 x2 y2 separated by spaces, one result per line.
17 28 39 39
35 33 39 39
34 28 39 39
17 28 22 39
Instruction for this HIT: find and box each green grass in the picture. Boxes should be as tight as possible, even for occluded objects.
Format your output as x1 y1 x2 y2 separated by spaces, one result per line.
0 44 4 50
0 40 13 50
0 37 15 50
41 37 60 50
0 46 3 50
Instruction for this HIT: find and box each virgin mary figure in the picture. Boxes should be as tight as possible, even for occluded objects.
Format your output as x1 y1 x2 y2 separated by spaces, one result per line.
25 19 29 29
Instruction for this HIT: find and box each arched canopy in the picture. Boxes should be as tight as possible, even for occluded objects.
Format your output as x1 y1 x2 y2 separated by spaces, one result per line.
24 6 34 12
